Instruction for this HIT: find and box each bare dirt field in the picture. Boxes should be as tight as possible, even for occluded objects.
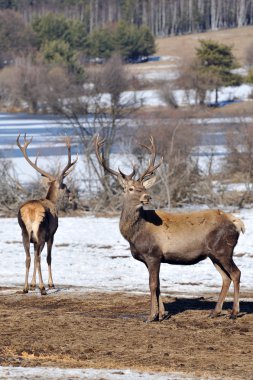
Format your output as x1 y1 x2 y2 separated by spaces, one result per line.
0 288 253 379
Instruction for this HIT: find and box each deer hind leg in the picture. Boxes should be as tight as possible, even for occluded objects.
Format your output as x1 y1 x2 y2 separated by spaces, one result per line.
211 257 241 319
146 260 166 322
47 237 55 289
30 245 37 290
228 260 241 319
22 232 31 293
34 242 46 295
210 262 231 318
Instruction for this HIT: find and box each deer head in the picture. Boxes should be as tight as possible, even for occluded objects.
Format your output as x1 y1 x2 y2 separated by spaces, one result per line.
95 135 163 209
17 134 78 203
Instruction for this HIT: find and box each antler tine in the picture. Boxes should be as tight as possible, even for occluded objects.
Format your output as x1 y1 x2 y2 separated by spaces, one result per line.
94 135 119 177
139 135 163 181
119 165 136 180
61 137 78 179
17 133 32 151
16 134 55 181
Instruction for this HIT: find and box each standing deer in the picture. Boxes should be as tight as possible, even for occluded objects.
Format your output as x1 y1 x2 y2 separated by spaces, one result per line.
95 135 245 321
17 134 78 295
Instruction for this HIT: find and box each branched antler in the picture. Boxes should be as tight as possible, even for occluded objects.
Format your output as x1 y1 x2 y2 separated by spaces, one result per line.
17 134 78 182
60 137 78 180
95 135 162 181
94 135 119 177
17 134 56 181
139 136 163 181
95 135 136 179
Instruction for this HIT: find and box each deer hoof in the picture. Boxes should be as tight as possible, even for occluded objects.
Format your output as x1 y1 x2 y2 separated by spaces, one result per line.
146 314 159 323
23 288 28 294
209 311 221 318
40 287 47 296
159 312 170 321
29 284 36 291
48 284 55 289
229 313 237 320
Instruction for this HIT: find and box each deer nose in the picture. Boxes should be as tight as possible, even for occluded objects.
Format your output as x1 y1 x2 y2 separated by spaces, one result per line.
140 193 151 203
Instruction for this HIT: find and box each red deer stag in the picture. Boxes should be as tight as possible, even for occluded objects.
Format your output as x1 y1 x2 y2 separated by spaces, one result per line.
17 134 78 295
95 135 245 321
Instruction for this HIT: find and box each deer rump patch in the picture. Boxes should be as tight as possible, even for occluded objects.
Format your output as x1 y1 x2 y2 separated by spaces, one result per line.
20 201 45 243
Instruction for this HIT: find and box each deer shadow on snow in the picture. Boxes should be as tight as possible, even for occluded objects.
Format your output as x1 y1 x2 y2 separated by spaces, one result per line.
162 296 253 318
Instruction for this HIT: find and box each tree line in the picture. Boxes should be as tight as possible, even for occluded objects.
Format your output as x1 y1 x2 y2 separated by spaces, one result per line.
0 9 155 71
1 0 253 36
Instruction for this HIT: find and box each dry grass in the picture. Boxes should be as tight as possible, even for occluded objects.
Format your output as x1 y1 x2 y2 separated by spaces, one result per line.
156 25 253 65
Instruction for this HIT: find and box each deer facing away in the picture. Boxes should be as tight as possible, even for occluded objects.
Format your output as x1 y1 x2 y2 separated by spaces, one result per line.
95 135 245 321
17 135 78 295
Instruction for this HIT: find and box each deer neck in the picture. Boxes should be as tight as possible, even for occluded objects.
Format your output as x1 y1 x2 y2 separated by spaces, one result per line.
119 199 144 242
45 182 59 204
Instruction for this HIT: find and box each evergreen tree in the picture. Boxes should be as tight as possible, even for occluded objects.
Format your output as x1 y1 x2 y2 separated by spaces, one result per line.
32 12 88 51
86 21 155 61
196 39 242 104
87 27 115 59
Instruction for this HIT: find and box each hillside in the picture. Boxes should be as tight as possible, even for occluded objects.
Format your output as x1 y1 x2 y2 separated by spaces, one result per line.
127 26 253 101
156 25 253 64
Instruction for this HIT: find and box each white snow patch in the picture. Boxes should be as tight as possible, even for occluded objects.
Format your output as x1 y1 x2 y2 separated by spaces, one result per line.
0 366 201 380
0 208 252 295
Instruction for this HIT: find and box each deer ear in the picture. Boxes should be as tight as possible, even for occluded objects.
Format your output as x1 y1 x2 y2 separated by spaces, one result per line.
117 173 127 188
142 175 156 189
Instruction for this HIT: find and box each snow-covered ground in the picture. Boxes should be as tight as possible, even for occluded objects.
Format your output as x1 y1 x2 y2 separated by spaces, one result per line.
97 83 253 107
0 208 252 295
0 366 201 380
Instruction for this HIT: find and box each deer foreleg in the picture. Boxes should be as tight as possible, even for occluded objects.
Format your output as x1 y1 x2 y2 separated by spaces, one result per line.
158 295 166 320
147 260 163 322
47 237 54 288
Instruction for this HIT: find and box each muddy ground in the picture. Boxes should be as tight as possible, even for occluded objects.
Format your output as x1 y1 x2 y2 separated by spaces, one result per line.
0 288 253 380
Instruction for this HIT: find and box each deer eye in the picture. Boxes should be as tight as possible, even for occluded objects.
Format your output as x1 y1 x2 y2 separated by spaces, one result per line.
129 187 134 192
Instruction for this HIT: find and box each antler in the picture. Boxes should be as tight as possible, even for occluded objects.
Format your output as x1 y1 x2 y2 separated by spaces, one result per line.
59 137 78 180
17 134 56 181
95 135 136 179
139 136 163 181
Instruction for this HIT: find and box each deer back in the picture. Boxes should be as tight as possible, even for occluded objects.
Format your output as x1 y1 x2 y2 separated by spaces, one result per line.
127 208 243 264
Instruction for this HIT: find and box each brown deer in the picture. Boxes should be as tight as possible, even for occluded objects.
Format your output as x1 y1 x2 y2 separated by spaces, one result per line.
17 134 78 295
95 135 245 321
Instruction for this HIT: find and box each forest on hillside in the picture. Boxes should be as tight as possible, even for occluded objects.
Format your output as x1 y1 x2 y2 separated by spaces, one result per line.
1 0 253 36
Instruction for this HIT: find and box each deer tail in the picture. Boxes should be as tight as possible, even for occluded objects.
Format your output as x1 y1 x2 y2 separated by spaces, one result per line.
230 216 245 234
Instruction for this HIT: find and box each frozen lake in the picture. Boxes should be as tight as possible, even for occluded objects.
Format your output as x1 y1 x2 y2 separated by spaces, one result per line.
1 111 253 160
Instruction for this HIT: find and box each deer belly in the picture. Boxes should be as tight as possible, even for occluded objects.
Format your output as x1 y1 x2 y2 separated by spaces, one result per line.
162 249 207 265
159 236 207 265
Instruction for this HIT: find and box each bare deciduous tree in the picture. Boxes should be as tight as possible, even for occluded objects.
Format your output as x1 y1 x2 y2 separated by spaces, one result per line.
135 118 204 208
50 54 137 211
0 56 48 112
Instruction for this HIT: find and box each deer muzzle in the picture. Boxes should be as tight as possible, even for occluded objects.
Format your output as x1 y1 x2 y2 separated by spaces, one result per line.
140 193 151 204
